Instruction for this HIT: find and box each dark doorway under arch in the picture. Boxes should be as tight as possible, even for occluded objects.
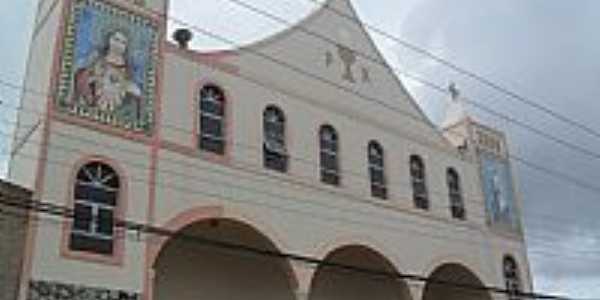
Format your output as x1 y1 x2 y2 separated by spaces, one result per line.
153 218 296 300
309 245 412 300
422 263 492 300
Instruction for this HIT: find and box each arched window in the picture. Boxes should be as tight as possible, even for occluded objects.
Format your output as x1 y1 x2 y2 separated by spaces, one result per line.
263 106 288 172
447 168 465 220
410 155 429 210
504 256 522 300
319 125 339 186
199 84 226 154
368 141 387 199
69 161 120 255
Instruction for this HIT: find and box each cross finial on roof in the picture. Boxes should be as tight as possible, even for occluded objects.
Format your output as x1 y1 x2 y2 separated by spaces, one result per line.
448 82 460 101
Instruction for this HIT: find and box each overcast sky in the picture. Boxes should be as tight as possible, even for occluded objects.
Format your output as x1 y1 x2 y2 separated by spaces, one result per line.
2 0 600 298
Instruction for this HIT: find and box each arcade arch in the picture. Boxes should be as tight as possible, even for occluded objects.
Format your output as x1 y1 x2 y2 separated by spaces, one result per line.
152 216 297 300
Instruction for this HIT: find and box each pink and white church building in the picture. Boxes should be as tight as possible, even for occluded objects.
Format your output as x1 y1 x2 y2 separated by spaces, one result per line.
9 0 532 299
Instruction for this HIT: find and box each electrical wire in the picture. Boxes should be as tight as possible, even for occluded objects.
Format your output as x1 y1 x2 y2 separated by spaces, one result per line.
3 1 599 216
301 0 600 142
3 125 600 260
3 102 600 246
0 194 576 300
58 2 600 196
3 97 600 246
0 0 596 274
220 0 600 163
0 1 596 298
160 5 600 198
3 68 600 224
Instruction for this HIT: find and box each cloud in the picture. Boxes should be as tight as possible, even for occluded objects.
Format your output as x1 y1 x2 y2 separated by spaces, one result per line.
389 0 600 296
0 0 36 177
167 0 318 50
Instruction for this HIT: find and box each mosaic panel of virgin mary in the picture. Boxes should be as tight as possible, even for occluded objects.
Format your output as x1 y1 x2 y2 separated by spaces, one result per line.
56 0 158 133
480 152 521 232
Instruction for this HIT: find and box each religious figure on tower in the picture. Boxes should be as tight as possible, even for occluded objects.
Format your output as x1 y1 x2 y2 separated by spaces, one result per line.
73 29 142 119
490 165 510 222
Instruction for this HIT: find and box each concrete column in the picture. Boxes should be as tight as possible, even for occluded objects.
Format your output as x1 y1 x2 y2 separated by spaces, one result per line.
408 281 425 300
292 261 315 300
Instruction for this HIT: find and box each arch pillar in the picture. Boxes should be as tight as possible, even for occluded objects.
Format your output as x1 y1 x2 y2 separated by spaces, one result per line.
291 260 315 300
492 293 506 300
421 263 492 300
408 281 425 300
145 205 300 300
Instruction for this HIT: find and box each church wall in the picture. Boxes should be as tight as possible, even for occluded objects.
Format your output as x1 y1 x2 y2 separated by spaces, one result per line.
13 0 533 298
9 0 65 189
159 49 489 228
153 141 502 289
151 36 535 294
231 0 450 153
0 181 32 300
159 52 196 147
144 0 167 15
27 122 151 293
488 236 534 292
9 127 44 191
153 49 515 293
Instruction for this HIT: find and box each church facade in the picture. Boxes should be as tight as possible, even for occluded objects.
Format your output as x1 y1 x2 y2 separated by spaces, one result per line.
9 0 532 300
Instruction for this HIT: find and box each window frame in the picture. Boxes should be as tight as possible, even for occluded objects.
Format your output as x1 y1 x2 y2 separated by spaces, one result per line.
368 141 387 199
319 125 340 186
410 155 429 210
503 256 523 300
69 162 119 256
447 167 466 220
263 105 288 172
61 157 126 266
198 84 227 155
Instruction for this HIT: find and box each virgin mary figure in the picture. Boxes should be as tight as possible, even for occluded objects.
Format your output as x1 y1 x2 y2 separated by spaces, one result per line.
490 166 510 222
73 29 142 121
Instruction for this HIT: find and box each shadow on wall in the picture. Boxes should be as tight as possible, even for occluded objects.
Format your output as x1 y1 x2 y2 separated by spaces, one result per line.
422 263 492 300
153 218 297 300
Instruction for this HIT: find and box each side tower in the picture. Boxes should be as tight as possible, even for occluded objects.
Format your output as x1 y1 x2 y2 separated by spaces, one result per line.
10 0 167 187
10 0 167 299
442 85 532 294
443 85 523 235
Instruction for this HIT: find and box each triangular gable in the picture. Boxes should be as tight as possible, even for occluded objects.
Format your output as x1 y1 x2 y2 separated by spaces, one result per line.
228 0 453 149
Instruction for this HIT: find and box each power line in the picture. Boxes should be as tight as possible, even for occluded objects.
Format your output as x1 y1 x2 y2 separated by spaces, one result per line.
214 0 600 165
4 134 600 264
178 0 600 165
0 194 575 300
4 0 593 232
301 0 600 141
5 4 600 195
0 2 596 296
5 9 600 196
154 9 600 196
0 98 491 211
3 94 600 241
2 44 600 232
0 94 494 212
0 0 596 262
3 125 600 260
2 1 597 224
0 180 595 272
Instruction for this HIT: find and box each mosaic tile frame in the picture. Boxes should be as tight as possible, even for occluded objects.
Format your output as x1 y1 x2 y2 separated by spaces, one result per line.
28 280 140 300
55 0 159 134
480 152 522 232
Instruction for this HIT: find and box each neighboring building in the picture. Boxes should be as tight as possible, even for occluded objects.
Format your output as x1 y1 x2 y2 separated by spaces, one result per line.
0 180 32 300
9 0 532 300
